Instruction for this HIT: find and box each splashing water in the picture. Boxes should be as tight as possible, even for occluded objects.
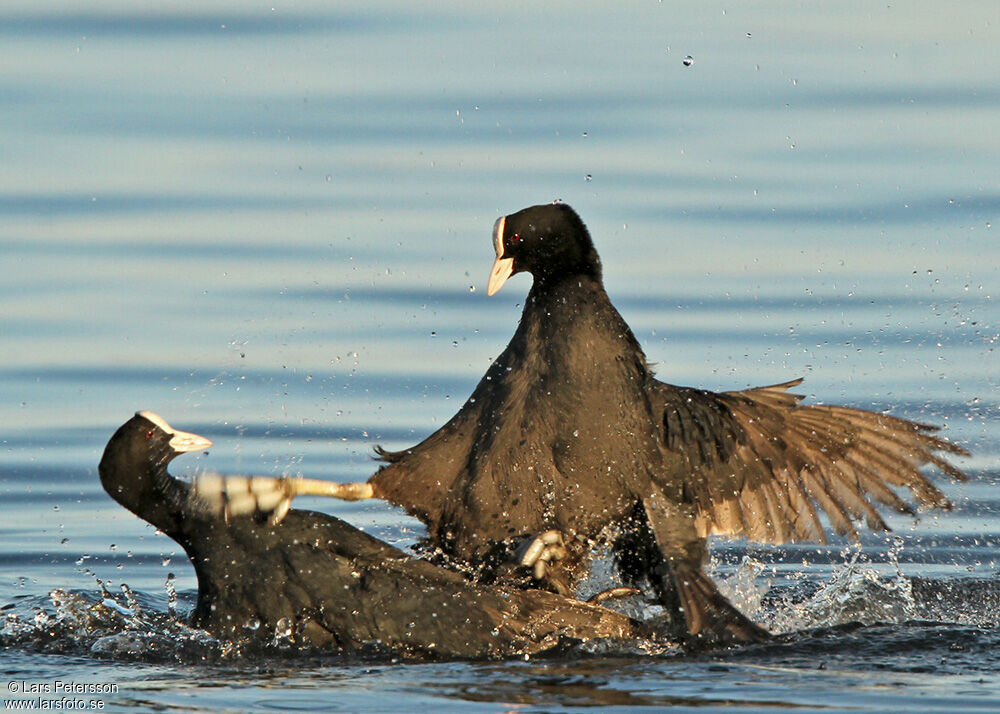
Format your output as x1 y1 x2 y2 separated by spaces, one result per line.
766 541 918 633
165 572 178 618
5 538 1000 666
714 555 771 620
273 617 295 647
0 579 227 663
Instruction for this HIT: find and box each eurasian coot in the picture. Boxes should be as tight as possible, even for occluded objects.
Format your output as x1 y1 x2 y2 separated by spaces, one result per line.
200 203 969 644
99 411 643 658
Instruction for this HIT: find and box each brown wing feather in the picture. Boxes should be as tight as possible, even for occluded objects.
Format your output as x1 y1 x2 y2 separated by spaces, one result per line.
652 378 969 545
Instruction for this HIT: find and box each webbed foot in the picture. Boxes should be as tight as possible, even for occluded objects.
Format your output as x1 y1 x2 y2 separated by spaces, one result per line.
514 530 571 595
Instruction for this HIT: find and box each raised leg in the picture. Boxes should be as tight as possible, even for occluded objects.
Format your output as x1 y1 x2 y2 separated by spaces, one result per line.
191 474 373 525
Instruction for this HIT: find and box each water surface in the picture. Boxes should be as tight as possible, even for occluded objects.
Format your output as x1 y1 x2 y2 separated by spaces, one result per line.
2 2 999 711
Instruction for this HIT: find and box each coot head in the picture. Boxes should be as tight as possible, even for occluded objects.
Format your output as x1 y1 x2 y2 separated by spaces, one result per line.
104 411 213 470
99 411 212 530
487 203 602 295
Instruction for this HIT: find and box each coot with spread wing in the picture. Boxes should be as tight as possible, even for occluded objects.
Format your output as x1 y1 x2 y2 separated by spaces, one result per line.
202 204 968 644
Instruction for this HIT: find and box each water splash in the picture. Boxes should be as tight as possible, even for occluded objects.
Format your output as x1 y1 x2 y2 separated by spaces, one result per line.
0 581 224 663
164 572 178 618
5 542 998 665
714 555 771 620
768 541 917 633
273 617 295 646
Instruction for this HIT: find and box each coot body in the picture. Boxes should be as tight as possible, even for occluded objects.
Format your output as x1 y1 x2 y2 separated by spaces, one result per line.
99 412 641 658
368 203 967 642
381 268 661 555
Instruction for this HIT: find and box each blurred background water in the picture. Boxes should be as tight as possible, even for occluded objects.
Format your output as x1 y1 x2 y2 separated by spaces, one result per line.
1 1 998 711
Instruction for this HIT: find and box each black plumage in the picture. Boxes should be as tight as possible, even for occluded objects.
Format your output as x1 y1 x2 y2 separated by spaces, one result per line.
368 203 969 643
99 411 641 659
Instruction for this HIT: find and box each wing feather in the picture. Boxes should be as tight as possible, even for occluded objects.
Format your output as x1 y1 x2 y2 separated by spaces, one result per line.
652 378 967 545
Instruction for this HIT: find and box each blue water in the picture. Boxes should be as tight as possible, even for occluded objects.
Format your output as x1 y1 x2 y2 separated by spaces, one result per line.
2 2 999 711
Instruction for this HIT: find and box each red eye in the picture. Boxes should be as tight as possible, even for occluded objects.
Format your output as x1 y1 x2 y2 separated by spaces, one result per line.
146 430 155 439
510 233 521 243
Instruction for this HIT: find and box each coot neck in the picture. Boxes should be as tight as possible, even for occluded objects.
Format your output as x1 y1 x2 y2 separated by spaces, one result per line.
528 263 604 300
99 454 188 538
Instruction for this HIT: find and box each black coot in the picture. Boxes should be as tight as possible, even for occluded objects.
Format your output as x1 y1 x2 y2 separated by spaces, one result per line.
195 204 968 644
367 203 968 643
99 411 641 658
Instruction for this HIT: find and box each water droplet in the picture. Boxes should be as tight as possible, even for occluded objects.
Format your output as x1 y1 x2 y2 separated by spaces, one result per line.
584 174 592 182
164 573 178 617
274 617 294 642
325 174 332 182
682 55 694 67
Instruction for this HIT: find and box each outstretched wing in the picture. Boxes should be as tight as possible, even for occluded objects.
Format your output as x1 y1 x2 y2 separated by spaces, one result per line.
368 351 517 525
650 378 969 544
369 400 479 526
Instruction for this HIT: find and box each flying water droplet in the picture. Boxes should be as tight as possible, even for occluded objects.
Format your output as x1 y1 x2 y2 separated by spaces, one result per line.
682 55 694 67
165 573 178 618
274 617 294 643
